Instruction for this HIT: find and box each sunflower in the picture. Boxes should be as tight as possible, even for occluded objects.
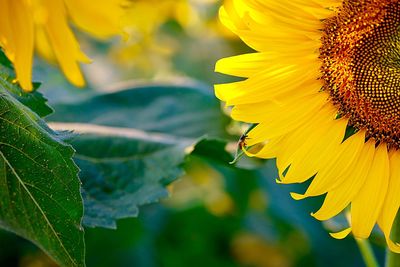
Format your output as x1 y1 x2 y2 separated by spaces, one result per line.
215 0 400 251
0 0 126 92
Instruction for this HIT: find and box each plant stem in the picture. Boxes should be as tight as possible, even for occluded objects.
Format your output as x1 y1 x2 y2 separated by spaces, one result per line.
385 213 400 267
356 238 380 267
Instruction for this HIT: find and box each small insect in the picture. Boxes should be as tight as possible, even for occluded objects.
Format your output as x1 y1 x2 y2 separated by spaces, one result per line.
230 133 249 164
238 133 248 150
230 124 256 164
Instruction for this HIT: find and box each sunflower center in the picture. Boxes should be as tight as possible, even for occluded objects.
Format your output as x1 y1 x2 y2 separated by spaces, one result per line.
321 0 400 149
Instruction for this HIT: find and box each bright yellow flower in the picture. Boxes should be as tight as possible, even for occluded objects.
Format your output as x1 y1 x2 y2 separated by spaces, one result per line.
215 0 400 251
0 0 126 92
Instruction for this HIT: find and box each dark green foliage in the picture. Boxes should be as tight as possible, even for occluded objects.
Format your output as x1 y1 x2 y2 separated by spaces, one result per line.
74 134 192 229
0 84 84 266
48 84 233 229
49 83 231 139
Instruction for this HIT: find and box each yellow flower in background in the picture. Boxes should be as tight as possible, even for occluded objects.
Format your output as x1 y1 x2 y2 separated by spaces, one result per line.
113 0 224 75
114 0 191 72
0 0 126 92
123 0 190 36
215 0 400 251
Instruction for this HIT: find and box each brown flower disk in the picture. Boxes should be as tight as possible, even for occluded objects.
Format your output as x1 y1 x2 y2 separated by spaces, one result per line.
321 0 400 149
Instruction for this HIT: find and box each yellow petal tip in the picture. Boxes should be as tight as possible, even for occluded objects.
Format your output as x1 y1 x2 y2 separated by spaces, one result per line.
330 228 352 239
387 238 400 253
290 192 306 200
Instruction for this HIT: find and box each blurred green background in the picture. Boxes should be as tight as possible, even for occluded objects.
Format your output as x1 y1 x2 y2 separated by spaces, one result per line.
0 0 386 266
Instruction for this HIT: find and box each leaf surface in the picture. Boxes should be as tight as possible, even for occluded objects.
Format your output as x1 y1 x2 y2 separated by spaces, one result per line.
49 83 231 228
0 85 84 266
49 83 231 139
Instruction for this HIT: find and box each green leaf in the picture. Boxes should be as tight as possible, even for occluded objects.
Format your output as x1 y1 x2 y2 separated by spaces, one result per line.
49 83 231 139
69 129 193 229
49 123 228 229
0 51 53 118
49 83 231 229
0 87 84 266
190 138 233 164
0 49 13 70
48 123 196 230
0 80 53 117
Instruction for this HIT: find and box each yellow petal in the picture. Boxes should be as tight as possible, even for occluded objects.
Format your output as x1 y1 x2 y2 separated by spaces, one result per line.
312 133 374 221
244 136 283 159
274 103 338 181
64 0 125 39
245 93 328 144
298 129 365 197
378 151 400 252
330 228 352 239
0 0 34 91
38 0 88 87
351 143 390 238
215 53 273 78
282 118 347 184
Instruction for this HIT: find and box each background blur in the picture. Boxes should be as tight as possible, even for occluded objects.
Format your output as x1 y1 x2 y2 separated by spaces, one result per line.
0 0 385 266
